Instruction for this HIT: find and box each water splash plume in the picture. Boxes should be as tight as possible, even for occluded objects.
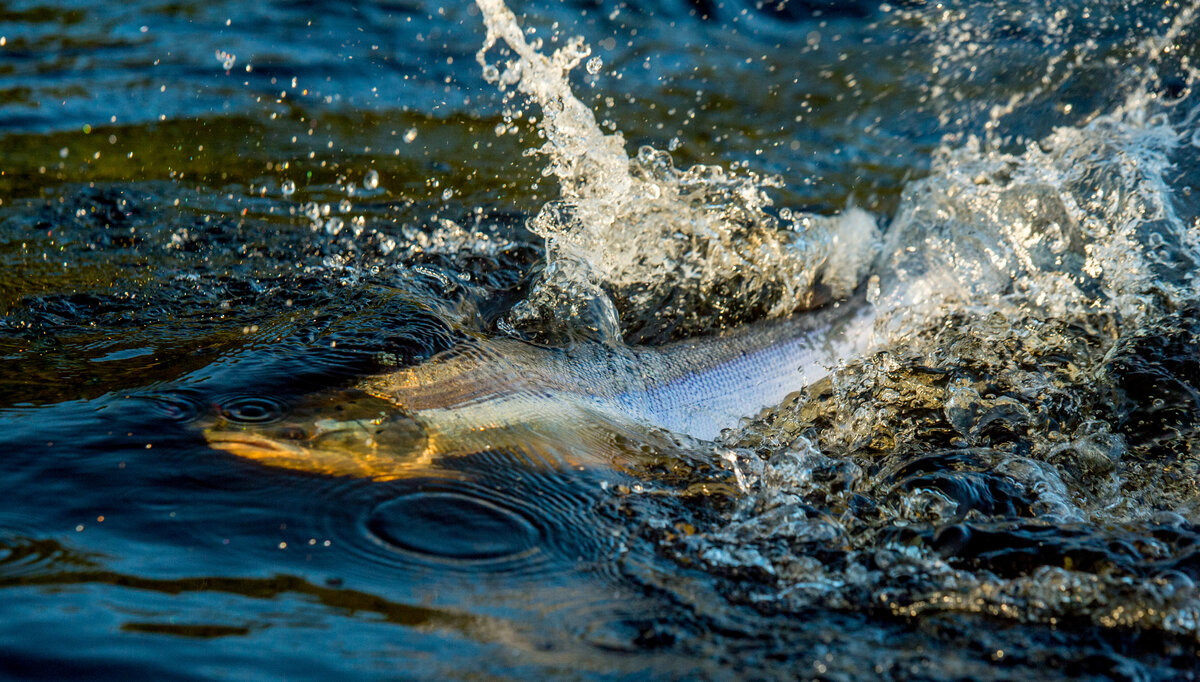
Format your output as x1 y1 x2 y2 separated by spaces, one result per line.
475 0 878 344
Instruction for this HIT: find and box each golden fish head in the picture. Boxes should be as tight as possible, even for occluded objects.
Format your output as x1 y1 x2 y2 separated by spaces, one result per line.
203 392 434 480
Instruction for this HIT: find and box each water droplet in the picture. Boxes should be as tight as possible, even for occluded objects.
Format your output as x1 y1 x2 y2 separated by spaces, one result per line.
325 217 344 235
586 56 603 74
281 180 296 197
441 189 454 201
403 128 418 143
363 169 380 190
215 49 236 70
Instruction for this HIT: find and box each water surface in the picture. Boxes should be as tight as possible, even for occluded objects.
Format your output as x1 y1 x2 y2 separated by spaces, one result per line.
3 0 1200 678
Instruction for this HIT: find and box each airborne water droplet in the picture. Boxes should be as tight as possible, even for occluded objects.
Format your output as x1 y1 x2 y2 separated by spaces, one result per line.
404 128 418 143
586 56 603 74
281 180 295 197
215 49 236 70
363 169 380 190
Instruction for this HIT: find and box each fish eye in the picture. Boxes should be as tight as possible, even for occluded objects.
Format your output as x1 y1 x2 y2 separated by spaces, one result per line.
218 396 288 424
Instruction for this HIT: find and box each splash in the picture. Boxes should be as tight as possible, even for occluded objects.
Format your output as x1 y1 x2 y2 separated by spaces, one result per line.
466 0 1200 660
474 0 878 344
642 1 1200 652
875 105 1200 331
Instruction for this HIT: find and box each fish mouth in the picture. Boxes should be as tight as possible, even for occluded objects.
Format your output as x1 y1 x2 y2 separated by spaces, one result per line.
205 432 302 458
205 431 291 446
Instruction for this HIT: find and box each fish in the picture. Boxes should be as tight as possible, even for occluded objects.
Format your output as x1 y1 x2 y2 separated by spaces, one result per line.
205 294 876 479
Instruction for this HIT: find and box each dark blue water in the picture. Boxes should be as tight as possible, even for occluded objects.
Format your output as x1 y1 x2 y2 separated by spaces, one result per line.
3 0 1200 678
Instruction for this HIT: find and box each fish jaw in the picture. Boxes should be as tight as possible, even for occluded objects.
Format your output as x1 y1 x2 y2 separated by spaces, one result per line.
205 430 310 462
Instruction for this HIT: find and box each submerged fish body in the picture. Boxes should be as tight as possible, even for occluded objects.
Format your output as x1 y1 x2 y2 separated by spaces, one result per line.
206 295 876 478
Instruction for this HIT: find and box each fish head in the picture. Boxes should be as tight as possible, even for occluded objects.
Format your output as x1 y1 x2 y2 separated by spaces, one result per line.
203 392 434 480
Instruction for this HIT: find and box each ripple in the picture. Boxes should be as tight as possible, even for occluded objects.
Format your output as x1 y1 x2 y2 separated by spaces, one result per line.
365 490 541 565
299 464 628 586
216 395 289 424
348 479 560 578
0 528 95 581
135 390 207 423
169 444 628 587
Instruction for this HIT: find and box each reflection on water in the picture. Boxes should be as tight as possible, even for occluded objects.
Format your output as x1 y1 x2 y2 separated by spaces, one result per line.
2 0 1200 678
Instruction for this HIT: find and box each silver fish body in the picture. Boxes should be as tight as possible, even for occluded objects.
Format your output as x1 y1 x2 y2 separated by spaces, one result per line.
365 293 875 440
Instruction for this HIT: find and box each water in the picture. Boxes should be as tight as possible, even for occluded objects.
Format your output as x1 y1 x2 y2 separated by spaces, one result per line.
3 0 1200 678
